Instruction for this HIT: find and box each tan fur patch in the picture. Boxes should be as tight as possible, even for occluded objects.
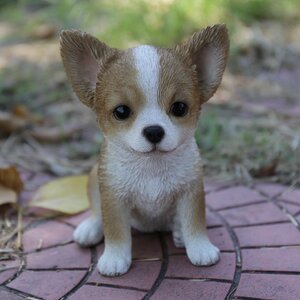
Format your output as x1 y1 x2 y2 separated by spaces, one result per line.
157 48 201 128
98 144 131 243
94 50 146 137
175 24 229 102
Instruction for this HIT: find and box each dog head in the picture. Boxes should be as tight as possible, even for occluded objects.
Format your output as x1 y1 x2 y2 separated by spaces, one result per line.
60 25 229 154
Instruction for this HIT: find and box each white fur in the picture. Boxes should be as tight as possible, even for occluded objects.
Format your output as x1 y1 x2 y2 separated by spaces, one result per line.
176 188 220 265
185 236 220 266
132 45 159 106
120 45 190 153
73 216 103 246
106 138 200 220
98 243 132 276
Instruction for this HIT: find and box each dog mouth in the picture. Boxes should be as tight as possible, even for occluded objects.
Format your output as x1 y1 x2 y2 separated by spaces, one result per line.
131 145 177 155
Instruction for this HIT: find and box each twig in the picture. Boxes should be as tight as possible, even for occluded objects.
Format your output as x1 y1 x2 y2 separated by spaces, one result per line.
16 206 23 249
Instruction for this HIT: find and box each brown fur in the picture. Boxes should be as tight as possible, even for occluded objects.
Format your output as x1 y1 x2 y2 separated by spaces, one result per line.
175 24 229 102
94 51 146 136
157 48 201 128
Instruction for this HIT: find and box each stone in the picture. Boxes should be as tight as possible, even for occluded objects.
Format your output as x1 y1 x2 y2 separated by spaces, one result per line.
207 186 266 210
22 221 74 252
69 285 145 300
151 279 230 300
26 243 91 269
87 261 161 290
236 273 300 299
235 223 300 247
7 270 85 300
166 253 235 280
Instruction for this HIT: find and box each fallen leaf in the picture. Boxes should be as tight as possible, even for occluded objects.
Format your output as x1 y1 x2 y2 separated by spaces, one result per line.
0 165 23 206
0 110 28 134
0 165 23 194
29 175 89 214
0 107 41 135
11 105 30 118
250 158 279 178
0 185 17 206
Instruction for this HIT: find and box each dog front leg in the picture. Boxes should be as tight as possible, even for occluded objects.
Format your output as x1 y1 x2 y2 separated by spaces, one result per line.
176 180 220 266
98 184 132 276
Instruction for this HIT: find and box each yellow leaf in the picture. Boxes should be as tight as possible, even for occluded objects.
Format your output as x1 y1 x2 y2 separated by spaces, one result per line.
29 175 89 214
0 184 17 206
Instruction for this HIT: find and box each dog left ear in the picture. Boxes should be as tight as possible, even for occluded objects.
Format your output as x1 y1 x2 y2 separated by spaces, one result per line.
60 30 118 109
175 24 229 102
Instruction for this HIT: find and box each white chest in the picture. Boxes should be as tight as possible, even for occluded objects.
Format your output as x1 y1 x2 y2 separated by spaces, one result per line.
105 140 201 215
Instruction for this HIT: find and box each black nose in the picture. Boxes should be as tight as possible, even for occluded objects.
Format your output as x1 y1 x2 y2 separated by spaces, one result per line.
143 125 165 144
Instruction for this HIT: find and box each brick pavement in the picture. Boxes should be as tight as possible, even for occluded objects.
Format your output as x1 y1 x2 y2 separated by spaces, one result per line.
1 182 300 299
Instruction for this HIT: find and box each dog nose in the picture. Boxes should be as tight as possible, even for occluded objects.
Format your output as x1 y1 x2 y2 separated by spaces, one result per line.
143 125 165 144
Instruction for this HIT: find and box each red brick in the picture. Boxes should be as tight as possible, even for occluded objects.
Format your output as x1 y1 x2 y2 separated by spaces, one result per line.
0 259 20 284
208 227 235 251
279 200 300 215
166 253 235 280
22 221 74 252
26 243 91 269
87 261 161 290
236 273 300 299
151 279 230 300
219 202 287 226
242 247 300 272
255 183 286 198
7 270 85 300
206 209 223 227
132 234 162 260
69 285 145 300
204 181 229 193
0 289 24 300
0 269 18 285
281 188 300 204
235 223 300 247
206 186 266 210
61 210 92 227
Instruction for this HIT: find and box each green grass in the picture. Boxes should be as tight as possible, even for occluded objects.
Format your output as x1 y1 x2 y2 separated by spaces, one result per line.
196 107 300 185
1 0 299 47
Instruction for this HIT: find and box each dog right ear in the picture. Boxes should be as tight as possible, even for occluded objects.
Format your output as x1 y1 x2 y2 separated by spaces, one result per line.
60 30 118 109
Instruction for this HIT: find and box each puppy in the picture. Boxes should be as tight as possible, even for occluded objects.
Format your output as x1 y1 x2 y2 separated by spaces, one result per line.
60 24 229 277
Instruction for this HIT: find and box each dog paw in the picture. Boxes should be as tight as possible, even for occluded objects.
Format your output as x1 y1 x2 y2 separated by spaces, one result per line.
73 217 103 247
172 233 185 248
186 237 220 266
98 250 131 276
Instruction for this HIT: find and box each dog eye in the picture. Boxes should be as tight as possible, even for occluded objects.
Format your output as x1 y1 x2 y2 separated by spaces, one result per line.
170 102 188 117
113 105 131 120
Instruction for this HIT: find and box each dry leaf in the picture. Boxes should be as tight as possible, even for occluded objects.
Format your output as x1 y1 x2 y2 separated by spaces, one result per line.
0 110 28 134
29 175 89 214
0 165 23 194
0 106 41 135
11 105 30 118
0 185 17 206
250 158 279 178
0 165 23 206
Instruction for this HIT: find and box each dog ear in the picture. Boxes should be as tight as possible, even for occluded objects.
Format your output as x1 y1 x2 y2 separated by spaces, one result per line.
60 30 118 108
175 24 229 102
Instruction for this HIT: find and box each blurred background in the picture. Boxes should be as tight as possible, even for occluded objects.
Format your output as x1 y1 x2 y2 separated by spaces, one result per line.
0 0 300 186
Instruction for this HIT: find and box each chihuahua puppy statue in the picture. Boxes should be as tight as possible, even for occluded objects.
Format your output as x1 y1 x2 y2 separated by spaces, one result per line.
60 24 229 277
